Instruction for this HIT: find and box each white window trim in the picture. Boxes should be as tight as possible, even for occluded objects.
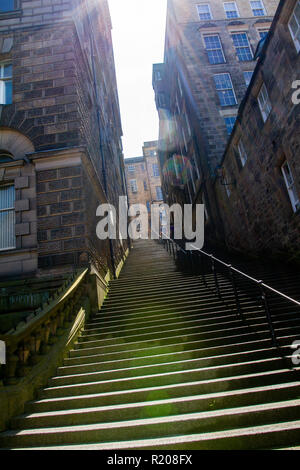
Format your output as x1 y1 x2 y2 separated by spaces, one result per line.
223 2 239 19
196 3 213 20
244 70 254 87
214 72 237 107
203 34 226 64
129 179 137 193
231 32 253 61
257 82 272 123
0 62 12 105
0 183 16 251
288 1 300 53
250 0 266 17
237 139 248 167
281 161 300 213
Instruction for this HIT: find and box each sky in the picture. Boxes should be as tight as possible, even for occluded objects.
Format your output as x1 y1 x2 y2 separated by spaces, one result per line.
108 0 167 158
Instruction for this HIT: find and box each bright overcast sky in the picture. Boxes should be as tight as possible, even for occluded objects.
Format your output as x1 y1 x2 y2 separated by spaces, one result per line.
108 0 167 158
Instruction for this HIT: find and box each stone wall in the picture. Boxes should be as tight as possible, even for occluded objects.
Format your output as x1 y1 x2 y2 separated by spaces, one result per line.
215 0 300 262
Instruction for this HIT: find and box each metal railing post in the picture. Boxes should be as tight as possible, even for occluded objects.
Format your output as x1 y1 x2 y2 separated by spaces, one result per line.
228 265 243 320
211 255 221 300
258 281 278 347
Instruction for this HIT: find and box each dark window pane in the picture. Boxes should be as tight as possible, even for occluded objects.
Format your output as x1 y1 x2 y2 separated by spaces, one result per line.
0 0 15 12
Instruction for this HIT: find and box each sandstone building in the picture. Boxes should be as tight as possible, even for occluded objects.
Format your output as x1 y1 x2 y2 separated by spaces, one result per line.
125 141 164 232
0 0 127 280
214 0 300 261
153 0 279 243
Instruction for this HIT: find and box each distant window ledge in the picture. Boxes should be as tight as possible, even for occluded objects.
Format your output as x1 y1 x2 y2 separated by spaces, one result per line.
0 9 22 20
0 160 24 169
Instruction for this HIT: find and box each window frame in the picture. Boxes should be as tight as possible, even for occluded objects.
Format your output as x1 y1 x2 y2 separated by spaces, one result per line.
127 165 135 173
237 138 248 167
257 82 272 123
0 0 17 13
224 116 236 135
203 34 226 64
152 163 160 177
244 70 254 87
231 32 253 62
156 186 163 200
0 183 16 251
214 72 237 107
281 161 300 213
288 0 300 53
196 3 213 21
223 2 239 19
0 62 12 105
129 179 138 193
250 1 266 17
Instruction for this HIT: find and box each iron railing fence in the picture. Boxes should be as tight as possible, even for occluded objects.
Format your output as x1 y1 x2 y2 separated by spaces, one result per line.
159 234 300 347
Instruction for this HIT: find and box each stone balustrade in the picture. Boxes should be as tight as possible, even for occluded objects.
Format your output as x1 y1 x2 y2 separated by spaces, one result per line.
0 269 89 387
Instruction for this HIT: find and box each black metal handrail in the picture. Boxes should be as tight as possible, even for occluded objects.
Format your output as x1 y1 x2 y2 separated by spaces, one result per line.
159 233 300 347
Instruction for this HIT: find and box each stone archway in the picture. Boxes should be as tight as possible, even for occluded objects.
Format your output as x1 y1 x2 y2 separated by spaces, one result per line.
0 128 35 160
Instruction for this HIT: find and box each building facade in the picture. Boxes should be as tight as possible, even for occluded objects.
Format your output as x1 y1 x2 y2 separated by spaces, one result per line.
214 0 300 262
125 141 164 233
0 0 127 279
153 0 279 243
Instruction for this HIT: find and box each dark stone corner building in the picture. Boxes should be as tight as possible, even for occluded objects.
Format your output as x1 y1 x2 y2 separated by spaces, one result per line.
0 0 128 281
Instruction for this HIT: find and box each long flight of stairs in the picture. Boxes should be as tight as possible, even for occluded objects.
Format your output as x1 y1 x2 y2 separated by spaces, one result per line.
1 239 300 450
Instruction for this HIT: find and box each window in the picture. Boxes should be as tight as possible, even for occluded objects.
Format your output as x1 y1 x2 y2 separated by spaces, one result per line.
237 139 248 166
250 1 266 17
0 63 12 105
0 185 15 250
224 2 239 18
259 30 269 39
244 71 253 87
146 201 151 213
128 165 135 173
204 35 226 64
130 179 137 193
214 73 237 106
157 93 166 108
281 161 300 212
143 180 148 191
223 170 231 198
185 113 192 137
152 163 160 177
0 150 13 163
288 1 300 53
197 4 212 20
141 164 145 171
257 82 272 122
0 0 15 12
154 71 162 81
156 186 163 200
231 33 253 61
178 76 183 97
224 116 236 135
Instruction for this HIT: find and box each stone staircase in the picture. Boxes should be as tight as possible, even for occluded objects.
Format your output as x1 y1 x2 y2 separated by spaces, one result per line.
1 239 300 450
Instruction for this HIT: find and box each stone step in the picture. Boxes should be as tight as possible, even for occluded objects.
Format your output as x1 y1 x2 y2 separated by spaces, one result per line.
19 381 300 428
57 344 292 377
25 368 300 414
2 400 300 448
50 352 292 387
63 333 296 367
40 363 297 400
77 316 300 348
69 324 300 359
81 311 300 341
11 419 300 450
